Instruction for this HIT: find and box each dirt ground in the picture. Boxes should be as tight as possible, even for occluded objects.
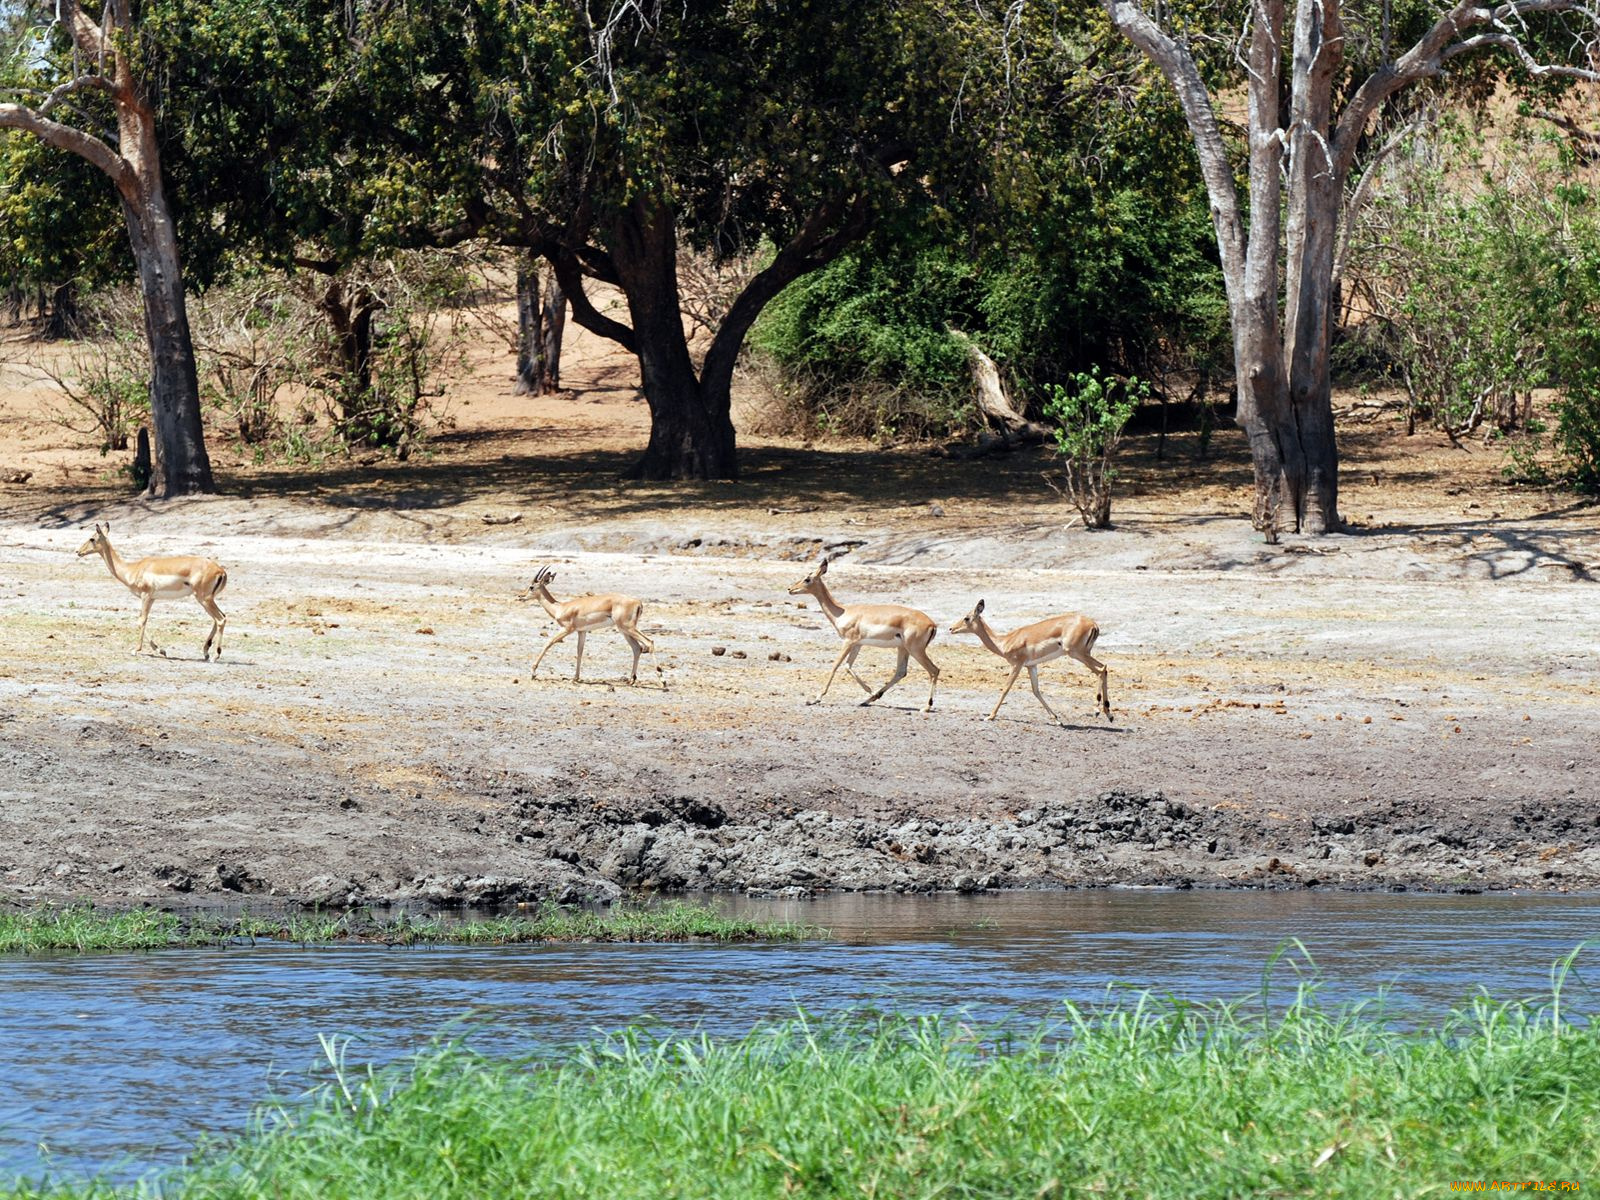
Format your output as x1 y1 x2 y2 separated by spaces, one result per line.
1 307 1598 909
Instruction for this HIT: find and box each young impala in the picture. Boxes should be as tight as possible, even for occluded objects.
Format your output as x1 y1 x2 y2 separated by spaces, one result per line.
524 565 659 685
949 598 1111 725
786 557 940 711
76 522 228 659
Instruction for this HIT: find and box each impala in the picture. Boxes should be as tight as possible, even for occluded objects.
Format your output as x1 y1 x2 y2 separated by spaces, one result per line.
786 557 940 711
524 565 659 685
76 522 228 659
949 598 1111 724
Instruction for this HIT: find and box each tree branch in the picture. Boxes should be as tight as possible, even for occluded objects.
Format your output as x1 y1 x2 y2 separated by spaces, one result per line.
699 190 873 399
0 103 131 188
548 250 637 353
1334 0 1600 177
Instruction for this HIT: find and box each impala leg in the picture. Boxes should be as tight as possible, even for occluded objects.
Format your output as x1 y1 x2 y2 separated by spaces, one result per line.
1069 647 1113 723
198 594 226 660
621 626 655 685
1028 665 1065 726
573 630 586 682
530 627 574 679
134 593 154 655
988 664 1023 721
863 648 910 707
908 641 940 712
811 642 857 705
843 644 873 694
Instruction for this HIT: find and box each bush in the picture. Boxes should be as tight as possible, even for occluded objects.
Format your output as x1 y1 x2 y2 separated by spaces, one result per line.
1044 367 1147 528
1341 119 1600 492
748 240 976 441
25 290 150 455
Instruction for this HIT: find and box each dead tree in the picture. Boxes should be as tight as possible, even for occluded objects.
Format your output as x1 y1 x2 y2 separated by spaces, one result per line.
1102 0 1600 534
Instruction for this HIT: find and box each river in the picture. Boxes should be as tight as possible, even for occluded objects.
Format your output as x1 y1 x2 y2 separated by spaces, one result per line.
2 889 1596 1184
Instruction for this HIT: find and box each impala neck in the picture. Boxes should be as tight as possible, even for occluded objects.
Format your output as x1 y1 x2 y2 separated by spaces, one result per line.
532 583 564 621
969 615 1008 659
807 578 847 630
95 540 133 588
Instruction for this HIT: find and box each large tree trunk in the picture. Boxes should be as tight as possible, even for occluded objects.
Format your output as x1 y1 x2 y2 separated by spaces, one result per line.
1106 0 1338 536
119 133 213 496
609 201 737 480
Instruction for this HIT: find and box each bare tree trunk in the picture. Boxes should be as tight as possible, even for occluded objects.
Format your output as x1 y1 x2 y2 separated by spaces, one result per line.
540 274 566 393
514 261 566 395
316 278 389 443
513 261 541 395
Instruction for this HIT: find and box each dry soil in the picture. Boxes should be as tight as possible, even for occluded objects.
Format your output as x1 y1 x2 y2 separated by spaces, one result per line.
2 308 1597 908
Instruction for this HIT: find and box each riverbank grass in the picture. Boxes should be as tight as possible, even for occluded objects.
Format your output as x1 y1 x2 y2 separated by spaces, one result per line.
12 985 1600 1200
0 901 816 953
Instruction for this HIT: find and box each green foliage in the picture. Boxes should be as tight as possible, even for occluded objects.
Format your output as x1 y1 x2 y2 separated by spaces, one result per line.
1344 120 1600 489
749 232 975 439
1547 216 1600 493
1044 367 1147 528
0 901 817 954
14 981 1600 1198
1345 124 1553 441
749 14 1228 447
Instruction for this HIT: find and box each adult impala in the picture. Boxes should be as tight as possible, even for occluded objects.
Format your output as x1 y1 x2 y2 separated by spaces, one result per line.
786 557 940 711
76 522 228 659
949 599 1111 725
524 565 659 685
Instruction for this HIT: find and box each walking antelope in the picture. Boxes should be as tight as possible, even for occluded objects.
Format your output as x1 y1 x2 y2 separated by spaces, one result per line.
76 523 228 659
524 565 660 685
949 599 1111 724
786 557 940 711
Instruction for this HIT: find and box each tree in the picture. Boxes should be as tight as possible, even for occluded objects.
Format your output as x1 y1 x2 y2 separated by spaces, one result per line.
1100 0 1600 534
461 0 996 480
1 0 214 495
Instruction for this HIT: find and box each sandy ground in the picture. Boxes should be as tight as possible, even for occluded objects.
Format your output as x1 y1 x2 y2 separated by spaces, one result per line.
2 306 1598 908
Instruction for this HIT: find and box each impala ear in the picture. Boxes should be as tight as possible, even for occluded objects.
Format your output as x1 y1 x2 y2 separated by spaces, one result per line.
975 598 985 614
817 557 829 574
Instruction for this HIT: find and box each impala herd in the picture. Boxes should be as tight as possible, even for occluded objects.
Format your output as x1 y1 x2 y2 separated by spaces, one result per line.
76 524 1113 726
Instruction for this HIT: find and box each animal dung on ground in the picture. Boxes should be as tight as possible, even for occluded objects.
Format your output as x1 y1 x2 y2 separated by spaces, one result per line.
711 646 727 656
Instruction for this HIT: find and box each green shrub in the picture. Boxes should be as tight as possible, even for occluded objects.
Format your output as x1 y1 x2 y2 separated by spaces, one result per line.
1044 367 1147 528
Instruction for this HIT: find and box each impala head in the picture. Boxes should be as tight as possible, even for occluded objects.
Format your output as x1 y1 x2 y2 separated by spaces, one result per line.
525 565 557 597
786 556 828 596
948 598 986 636
76 522 110 558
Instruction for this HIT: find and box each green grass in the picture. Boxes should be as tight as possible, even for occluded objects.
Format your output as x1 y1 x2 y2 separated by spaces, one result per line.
9 964 1600 1199
0 901 818 953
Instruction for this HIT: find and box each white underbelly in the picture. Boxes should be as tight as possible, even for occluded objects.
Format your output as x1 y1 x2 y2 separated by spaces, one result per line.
854 632 905 648
1026 645 1066 667
147 576 195 596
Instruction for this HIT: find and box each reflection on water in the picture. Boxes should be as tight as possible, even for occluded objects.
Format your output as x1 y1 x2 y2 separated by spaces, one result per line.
1 889 1596 1183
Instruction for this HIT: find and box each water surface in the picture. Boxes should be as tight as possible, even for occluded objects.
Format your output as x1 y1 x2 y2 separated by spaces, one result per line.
2 889 1596 1183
